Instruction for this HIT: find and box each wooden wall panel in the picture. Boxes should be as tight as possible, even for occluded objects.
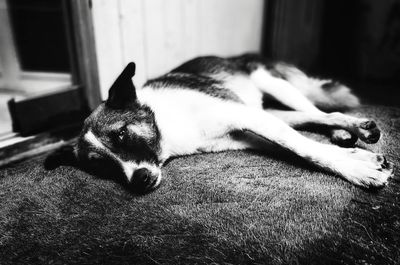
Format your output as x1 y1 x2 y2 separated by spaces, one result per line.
198 0 264 56
163 0 186 73
118 0 147 89
92 0 265 99
142 0 166 79
181 0 200 60
91 0 123 98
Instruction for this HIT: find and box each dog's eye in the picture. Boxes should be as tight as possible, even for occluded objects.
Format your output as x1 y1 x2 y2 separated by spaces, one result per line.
117 127 127 142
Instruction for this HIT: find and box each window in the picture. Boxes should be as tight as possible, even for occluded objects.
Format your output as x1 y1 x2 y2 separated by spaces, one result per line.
0 0 72 98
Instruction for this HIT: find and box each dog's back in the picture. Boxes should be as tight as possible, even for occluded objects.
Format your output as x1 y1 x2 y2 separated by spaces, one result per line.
143 53 359 112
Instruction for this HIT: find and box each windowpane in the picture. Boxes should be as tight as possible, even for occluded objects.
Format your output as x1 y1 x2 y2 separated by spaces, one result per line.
7 0 70 72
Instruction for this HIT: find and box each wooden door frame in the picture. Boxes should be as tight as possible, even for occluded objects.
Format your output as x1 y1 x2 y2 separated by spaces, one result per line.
7 0 102 136
66 0 102 111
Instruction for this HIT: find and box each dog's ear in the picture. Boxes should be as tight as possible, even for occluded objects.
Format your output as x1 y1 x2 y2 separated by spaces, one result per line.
106 62 137 109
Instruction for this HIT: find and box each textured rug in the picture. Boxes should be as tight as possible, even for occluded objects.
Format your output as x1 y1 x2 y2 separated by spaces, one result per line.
0 105 399 265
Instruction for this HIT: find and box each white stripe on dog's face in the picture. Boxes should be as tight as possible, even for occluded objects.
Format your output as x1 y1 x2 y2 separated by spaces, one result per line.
84 130 106 151
127 124 155 139
83 130 161 183
84 131 134 177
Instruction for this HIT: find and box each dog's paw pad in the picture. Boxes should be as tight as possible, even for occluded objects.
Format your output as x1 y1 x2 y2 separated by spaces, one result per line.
361 127 380 144
360 120 376 130
356 120 381 144
378 157 394 174
330 129 357 147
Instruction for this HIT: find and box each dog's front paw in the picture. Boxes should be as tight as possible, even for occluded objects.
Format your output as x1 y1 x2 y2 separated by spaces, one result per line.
44 144 77 170
329 147 393 188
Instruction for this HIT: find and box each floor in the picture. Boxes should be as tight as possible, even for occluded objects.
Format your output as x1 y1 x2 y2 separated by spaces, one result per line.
0 104 398 265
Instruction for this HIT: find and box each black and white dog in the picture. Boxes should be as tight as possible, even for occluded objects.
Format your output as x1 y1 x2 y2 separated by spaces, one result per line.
74 54 393 193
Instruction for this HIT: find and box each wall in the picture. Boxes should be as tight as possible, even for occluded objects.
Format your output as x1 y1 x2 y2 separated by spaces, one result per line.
91 0 265 99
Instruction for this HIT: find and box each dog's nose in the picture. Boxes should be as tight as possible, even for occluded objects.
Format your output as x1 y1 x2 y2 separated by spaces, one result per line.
130 168 159 192
134 168 151 183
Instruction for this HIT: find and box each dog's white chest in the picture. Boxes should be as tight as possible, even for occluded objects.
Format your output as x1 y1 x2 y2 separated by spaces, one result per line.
137 88 240 160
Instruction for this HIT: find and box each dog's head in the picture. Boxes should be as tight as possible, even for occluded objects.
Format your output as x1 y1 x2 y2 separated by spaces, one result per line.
76 62 162 193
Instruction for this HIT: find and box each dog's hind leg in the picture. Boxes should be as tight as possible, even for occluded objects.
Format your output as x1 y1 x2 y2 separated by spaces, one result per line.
251 66 323 113
219 104 393 188
266 110 380 144
250 67 363 146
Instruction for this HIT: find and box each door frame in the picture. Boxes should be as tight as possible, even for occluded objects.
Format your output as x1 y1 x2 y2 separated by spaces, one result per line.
66 0 101 110
0 0 102 166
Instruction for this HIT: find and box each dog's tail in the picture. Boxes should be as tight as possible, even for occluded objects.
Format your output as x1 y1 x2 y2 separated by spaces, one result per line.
273 63 360 111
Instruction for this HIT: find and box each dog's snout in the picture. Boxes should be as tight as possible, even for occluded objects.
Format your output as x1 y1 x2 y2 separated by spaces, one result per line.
129 167 160 192
133 168 152 183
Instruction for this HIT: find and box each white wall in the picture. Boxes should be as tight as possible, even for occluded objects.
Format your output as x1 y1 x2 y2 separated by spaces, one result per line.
92 0 265 99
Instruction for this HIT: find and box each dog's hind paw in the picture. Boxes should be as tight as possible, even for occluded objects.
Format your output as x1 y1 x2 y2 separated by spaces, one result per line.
330 129 358 147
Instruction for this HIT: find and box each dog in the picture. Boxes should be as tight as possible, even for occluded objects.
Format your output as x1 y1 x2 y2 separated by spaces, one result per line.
72 54 393 193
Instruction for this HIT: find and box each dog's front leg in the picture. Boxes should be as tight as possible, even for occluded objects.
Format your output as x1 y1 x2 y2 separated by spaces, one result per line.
220 104 393 188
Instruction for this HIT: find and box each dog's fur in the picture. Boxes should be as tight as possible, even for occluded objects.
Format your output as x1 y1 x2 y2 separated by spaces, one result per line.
74 54 393 193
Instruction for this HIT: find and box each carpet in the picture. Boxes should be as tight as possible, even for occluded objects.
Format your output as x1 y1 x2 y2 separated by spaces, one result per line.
0 105 399 265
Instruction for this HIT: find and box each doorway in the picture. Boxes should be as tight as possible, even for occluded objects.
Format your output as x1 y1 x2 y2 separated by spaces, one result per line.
0 0 100 164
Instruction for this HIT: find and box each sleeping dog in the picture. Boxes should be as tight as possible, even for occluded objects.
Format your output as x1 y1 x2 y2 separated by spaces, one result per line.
71 54 393 193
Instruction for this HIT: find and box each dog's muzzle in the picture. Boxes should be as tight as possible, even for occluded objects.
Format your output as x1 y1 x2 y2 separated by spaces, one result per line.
128 168 161 192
